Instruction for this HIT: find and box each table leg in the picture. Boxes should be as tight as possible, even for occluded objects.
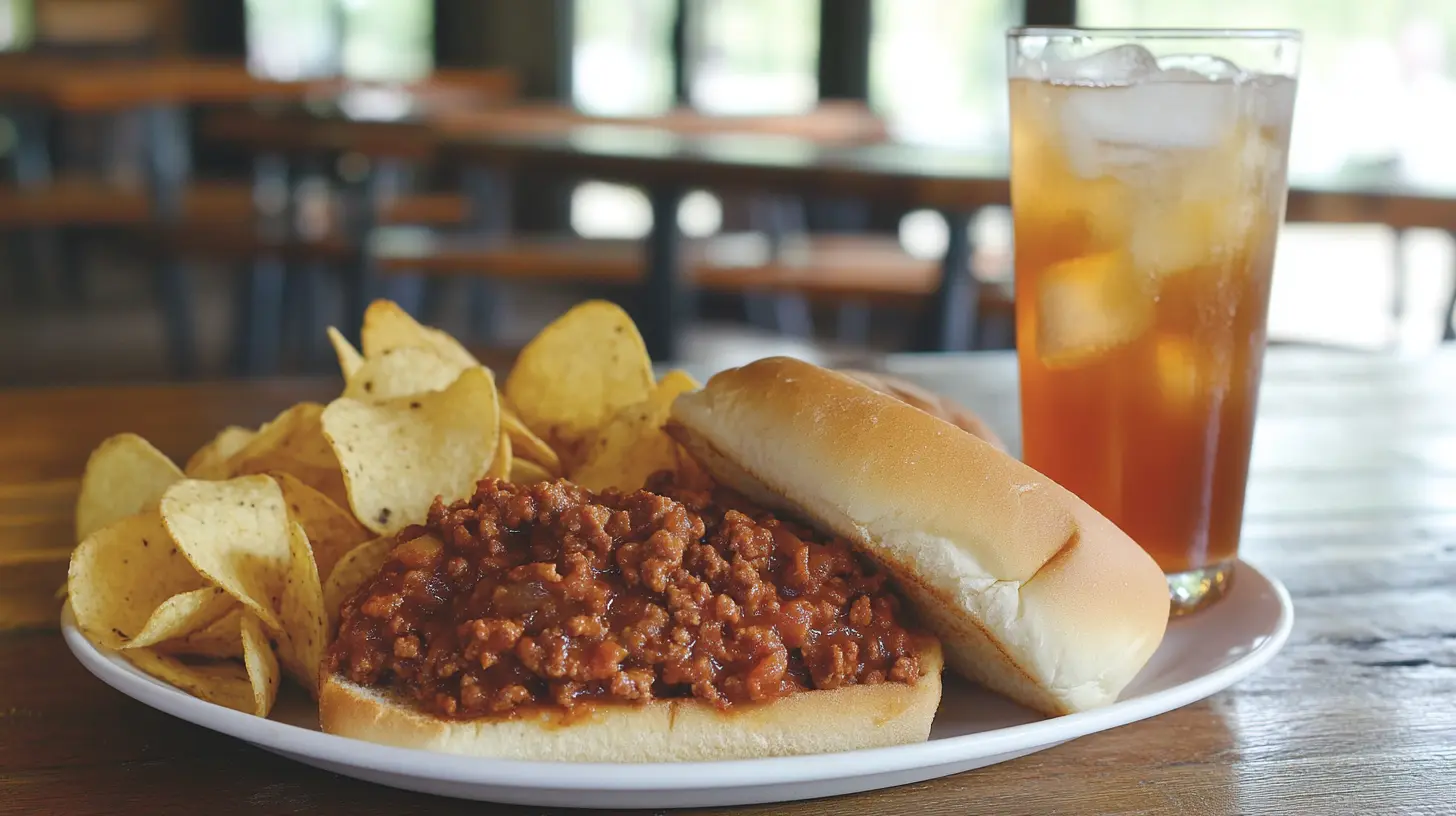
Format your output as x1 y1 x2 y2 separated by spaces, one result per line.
141 105 196 379
644 185 687 362
1391 227 1407 346
916 208 978 352
744 194 813 337
7 105 53 303
461 165 513 343
235 152 293 376
340 158 382 345
289 155 330 369
1444 231 1456 343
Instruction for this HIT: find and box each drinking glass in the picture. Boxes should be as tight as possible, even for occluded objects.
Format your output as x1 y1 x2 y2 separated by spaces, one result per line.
1006 28 1300 614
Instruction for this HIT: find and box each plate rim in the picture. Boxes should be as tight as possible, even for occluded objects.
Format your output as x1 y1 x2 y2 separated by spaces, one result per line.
62 559 1294 793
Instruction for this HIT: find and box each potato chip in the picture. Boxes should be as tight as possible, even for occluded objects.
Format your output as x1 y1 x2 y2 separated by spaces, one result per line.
269 472 371 580
360 299 479 371
502 409 561 476
121 586 235 650
487 428 512 480
503 300 654 468
322 367 500 535
571 369 700 494
277 521 326 697
229 403 349 510
240 611 281 717
323 536 396 634
75 434 184 542
342 346 468 403
123 648 255 713
156 608 243 659
68 510 207 650
508 458 553 486
327 326 364 379
159 476 292 632
183 426 256 480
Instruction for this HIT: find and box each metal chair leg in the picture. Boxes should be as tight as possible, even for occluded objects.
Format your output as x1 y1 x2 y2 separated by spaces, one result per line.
284 260 333 370
466 279 507 344
239 258 286 376
772 295 814 338
153 259 196 379
915 208 977 352
835 300 872 345
1444 231 1456 342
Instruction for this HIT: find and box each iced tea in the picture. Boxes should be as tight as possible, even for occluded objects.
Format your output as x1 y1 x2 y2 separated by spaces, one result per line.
1006 31 1299 613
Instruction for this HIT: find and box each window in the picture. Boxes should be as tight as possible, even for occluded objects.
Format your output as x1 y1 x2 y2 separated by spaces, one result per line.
339 0 432 82
246 0 432 82
869 0 1018 150
0 0 31 50
573 0 676 116
246 0 339 80
573 0 777 239
686 0 819 114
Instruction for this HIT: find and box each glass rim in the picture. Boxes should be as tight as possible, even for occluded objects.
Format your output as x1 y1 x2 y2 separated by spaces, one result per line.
1008 26 1301 41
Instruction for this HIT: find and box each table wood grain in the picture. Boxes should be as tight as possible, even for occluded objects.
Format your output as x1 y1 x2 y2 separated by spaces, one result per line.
2 349 1454 815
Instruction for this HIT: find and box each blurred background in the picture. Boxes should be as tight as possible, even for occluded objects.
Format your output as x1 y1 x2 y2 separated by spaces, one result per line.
1 0 1454 386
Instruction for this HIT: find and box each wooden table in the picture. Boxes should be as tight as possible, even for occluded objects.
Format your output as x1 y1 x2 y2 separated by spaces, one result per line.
2 347 1453 814
200 100 899 357
440 125 1007 359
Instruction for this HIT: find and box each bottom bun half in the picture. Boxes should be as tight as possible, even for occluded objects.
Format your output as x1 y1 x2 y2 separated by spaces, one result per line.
319 639 943 762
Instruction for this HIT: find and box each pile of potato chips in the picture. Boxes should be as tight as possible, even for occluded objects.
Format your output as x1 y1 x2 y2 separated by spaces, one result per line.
66 299 702 717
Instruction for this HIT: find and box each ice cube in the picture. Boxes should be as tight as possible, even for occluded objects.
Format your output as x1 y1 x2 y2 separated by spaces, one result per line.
1154 54 1246 82
1127 127 1277 278
1043 43 1160 85
1058 83 1241 178
1036 251 1154 368
1248 75 1298 130
1154 335 1231 412
1129 194 1258 279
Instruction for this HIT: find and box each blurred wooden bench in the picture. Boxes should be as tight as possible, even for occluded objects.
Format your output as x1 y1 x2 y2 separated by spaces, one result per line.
0 178 466 230
372 231 1014 345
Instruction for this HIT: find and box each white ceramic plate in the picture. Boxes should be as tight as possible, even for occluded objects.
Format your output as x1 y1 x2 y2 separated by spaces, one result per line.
63 559 1292 809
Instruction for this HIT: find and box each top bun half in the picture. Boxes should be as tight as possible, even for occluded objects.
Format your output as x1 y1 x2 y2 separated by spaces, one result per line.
667 356 1169 715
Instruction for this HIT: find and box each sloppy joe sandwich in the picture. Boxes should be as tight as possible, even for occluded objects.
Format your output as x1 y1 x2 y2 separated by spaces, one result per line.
319 477 943 761
667 357 1169 716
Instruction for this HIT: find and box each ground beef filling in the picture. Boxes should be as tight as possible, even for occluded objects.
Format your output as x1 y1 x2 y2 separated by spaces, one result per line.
325 476 923 719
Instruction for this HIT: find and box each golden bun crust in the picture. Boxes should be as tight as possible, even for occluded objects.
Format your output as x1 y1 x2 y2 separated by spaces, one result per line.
318 640 942 761
837 369 1008 452
667 357 1169 715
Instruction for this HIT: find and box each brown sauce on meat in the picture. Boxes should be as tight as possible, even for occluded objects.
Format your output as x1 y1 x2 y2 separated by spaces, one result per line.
325 475 923 719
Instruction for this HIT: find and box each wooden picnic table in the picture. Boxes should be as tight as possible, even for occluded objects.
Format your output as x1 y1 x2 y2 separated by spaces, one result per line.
206 94 1456 359
1 346 1453 813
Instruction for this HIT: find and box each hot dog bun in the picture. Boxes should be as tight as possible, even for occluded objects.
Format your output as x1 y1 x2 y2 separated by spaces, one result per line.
319 638 942 761
667 357 1169 716
837 369 1008 452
